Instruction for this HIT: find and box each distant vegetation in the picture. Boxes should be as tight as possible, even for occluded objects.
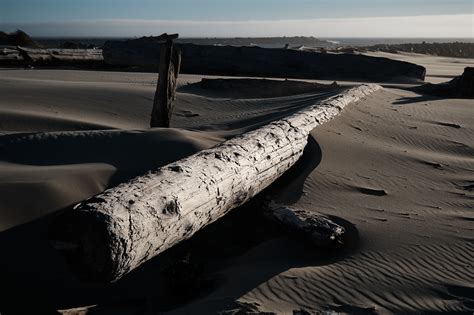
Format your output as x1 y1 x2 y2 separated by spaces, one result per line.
365 42 474 59
0 30 39 47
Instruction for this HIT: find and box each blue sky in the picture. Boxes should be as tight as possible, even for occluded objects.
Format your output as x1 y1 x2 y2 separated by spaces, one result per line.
1 0 473 37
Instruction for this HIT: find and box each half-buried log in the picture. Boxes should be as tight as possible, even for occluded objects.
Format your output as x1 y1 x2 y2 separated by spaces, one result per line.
265 203 345 248
50 84 382 282
103 39 426 82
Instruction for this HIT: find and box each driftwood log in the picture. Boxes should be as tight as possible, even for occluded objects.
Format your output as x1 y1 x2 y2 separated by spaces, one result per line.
265 203 345 248
16 46 103 63
50 84 381 282
150 34 181 127
103 39 426 82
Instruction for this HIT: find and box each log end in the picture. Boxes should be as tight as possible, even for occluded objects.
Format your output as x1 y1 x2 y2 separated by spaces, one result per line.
49 208 121 282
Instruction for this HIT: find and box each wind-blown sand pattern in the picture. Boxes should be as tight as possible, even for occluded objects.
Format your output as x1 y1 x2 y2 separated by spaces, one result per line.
0 53 472 314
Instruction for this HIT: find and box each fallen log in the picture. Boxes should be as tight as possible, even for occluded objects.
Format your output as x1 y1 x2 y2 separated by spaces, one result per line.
50 84 382 282
103 38 426 82
265 203 344 248
17 46 103 63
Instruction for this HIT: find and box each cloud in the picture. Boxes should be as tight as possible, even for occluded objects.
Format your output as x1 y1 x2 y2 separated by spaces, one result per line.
2 14 472 37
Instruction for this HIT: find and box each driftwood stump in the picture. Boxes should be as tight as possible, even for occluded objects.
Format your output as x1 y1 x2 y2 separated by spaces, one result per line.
50 84 381 282
150 34 181 127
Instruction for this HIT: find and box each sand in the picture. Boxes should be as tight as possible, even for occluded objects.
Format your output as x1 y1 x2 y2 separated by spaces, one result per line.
0 55 472 314
365 51 474 84
232 87 473 314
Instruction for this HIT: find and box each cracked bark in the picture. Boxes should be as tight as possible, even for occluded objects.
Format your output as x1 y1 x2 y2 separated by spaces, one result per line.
50 84 381 282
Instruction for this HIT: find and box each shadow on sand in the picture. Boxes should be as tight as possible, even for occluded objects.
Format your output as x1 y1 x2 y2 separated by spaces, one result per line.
0 135 359 314
393 93 443 105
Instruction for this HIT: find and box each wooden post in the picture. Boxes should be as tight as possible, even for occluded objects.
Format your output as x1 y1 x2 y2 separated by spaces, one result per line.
150 34 181 127
50 84 381 282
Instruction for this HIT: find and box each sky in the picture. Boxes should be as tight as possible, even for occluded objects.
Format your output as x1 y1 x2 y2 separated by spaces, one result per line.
1 0 473 37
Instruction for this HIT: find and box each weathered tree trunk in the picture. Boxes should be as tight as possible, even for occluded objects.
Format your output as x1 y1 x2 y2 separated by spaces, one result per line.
50 84 381 282
17 46 103 62
150 38 182 127
265 203 345 248
103 39 427 82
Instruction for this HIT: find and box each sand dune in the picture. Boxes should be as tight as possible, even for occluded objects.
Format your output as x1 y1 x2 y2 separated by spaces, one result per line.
0 129 223 231
0 62 472 314
170 88 473 314
232 88 474 314
0 72 338 231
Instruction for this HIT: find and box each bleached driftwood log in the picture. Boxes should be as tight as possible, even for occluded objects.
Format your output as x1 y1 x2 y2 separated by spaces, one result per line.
17 46 103 62
150 34 181 127
265 203 345 248
51 84 381 282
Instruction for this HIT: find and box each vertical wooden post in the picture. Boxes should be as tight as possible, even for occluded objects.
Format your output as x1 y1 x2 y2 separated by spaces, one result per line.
150 34 181 128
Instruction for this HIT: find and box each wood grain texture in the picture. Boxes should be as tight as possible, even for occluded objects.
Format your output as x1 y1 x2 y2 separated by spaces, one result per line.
150 40 181 128
16 46 103 62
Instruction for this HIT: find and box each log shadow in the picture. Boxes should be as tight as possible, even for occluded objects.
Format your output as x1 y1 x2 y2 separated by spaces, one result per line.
392 93 443 105
0 134 358 314
267 134 322 204
177 78 340 100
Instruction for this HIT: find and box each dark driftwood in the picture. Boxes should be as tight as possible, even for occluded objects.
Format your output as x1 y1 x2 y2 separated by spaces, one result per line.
103 39 426 82
266 203 344 247
50 84 381 282
150 36 181 127
413 67 474 99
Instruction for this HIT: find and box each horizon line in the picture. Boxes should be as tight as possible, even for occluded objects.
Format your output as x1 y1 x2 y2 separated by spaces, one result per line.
2 14 472 38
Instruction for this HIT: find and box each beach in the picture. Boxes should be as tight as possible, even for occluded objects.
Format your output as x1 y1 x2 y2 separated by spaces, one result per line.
0 51 473 314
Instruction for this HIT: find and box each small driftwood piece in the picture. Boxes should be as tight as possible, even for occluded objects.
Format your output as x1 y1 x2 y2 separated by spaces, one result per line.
150 34 181 127
50 84 381 282
265 203 344 247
